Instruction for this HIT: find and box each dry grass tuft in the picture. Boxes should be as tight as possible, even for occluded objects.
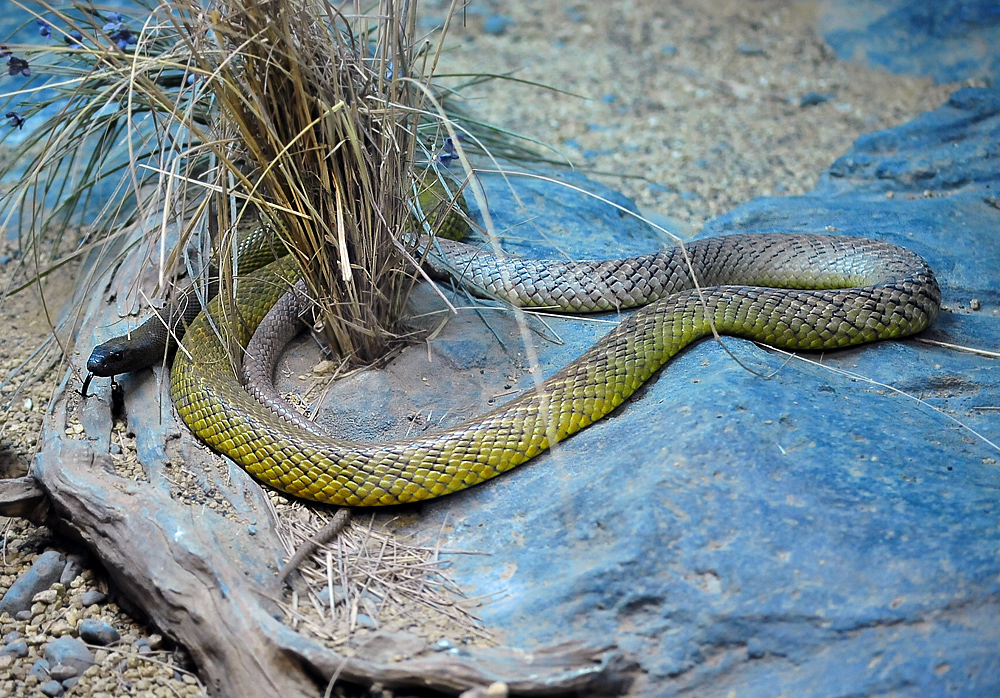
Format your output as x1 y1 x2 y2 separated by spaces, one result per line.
196 0 427 362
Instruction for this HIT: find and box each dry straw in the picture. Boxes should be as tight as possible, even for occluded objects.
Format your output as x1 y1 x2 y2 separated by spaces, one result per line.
196 0 427 363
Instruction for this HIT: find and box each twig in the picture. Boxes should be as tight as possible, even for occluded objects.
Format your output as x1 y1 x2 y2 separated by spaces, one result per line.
276 508 351 587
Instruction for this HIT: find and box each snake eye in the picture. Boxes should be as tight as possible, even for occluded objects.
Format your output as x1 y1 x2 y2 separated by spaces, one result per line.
110 349 125 362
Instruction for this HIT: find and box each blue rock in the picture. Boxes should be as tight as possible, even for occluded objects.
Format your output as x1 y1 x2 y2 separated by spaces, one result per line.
79 590 107 607
30 658 50 680
800 91 834 107
462 167 667 260
661 45 678 56
0 639 28 657
308 88 1000 695
482 15 513 36
821 0 1000 83
58 553 86 585
0 550 66 615
43 637 93 675
38 680 63 697
1 631 19 644
825 88 1000 193
78 618 120 645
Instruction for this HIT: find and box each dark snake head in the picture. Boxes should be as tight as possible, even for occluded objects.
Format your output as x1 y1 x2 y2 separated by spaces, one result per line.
82 337 135 399
87 336 133 377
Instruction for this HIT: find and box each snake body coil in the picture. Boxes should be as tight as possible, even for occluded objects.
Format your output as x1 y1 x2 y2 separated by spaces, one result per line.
163 233 939 506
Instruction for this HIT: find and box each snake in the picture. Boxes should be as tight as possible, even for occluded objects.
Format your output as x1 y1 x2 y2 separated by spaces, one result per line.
87 229 940 506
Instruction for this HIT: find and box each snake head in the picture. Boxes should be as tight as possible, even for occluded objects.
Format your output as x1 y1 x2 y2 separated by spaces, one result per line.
86 337 132 377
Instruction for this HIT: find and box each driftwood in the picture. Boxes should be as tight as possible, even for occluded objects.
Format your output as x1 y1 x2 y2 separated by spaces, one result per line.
0 476 47 520
23 233 627 697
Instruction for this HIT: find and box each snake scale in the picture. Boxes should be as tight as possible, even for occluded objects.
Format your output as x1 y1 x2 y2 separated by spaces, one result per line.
127 231 940 506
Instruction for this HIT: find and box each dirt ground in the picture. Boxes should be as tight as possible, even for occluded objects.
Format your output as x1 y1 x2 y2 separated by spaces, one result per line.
0 1 967 696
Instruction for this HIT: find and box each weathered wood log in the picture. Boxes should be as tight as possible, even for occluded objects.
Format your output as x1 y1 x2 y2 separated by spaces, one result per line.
0 476 48 521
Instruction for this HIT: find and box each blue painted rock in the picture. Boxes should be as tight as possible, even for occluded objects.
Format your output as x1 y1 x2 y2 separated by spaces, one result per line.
821 0 1000 84
43 637 93 676
298 88 1000 696
0 551 66 615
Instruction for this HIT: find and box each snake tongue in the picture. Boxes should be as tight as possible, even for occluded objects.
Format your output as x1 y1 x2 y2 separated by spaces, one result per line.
81 372 95 398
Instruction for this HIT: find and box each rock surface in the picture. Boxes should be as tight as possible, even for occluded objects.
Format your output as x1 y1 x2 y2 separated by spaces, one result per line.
286 88 1000 696
820 0 1000 84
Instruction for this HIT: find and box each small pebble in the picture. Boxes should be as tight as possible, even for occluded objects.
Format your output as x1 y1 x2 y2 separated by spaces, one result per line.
48 663 78 681
33 588 59 604
78 618 120 645
970 298 981 311
737 43 765 55
661 44 677 56
62 676 81 690
79 590 107 607
30 658 50 680
15 610 31 621
355 613 378 629
22 397 32 410
2 631 19 644
311 359 335 375
482 14 513 36
48 619 74 637
800 91 834 107
317 585 347 607
0 639 29 657
39 680 64 697
59 554 86 585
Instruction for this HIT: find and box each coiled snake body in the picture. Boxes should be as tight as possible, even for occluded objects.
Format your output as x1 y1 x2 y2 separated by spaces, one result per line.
104 232 941 506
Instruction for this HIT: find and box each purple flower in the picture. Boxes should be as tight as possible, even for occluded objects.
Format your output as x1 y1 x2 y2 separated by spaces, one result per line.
437 135 464 167
65 30 84 49
0 45 12 59
102 12 123 31
5 111 26 129
7 56 30 78
103 12 137 51
37 20 51 40
110 27 136 50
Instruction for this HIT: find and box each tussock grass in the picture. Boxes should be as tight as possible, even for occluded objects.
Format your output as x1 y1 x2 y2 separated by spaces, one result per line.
0 0 490 368
195 0 426 361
